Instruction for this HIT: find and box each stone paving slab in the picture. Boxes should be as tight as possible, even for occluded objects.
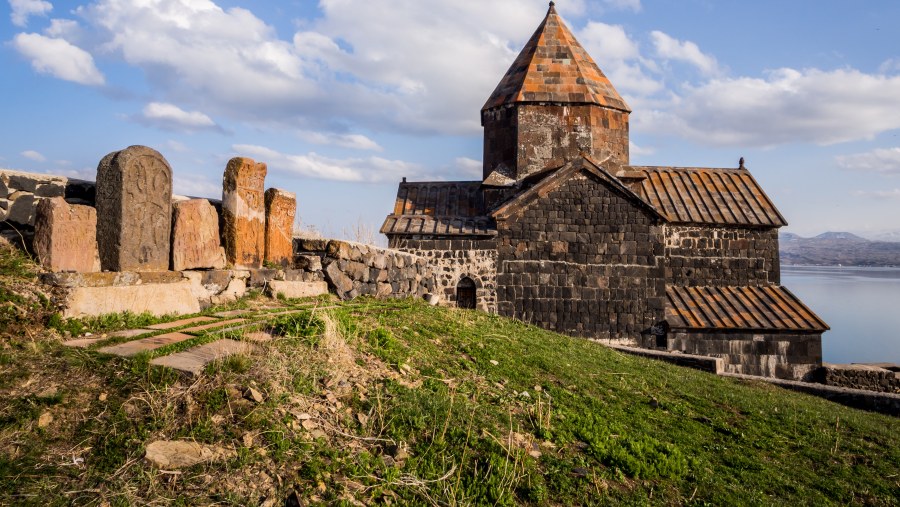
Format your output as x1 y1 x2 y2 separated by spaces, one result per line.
213 309 254 318
150 340 255 375
262 306 339 317
108 329 154 339
180 318 245 334
147 316 218 330
97 332 194 357
62 337 106 348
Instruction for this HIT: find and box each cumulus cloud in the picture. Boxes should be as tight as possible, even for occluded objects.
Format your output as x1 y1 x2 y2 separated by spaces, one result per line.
21 150 46 162
174 173 220 198
651 31 719 76
12 33 105 85
297 131 382 151
643 68 900 147
837 147 900 175
136 102 221 132
577 22 662 97
232 144 423 183
9 0 52 26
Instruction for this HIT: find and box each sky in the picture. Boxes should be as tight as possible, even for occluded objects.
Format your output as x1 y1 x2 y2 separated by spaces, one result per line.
2 0 900 242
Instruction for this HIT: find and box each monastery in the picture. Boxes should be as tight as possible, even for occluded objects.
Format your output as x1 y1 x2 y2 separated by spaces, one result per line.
380 2 828 379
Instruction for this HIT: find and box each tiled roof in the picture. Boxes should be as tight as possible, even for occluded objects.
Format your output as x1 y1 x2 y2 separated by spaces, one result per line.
624 166 787 227
482 3 629 112
666 285 829 332
381 181 496 237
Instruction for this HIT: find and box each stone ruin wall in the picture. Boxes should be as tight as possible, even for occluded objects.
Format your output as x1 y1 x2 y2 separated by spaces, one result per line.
496 172 666 342
813 364 900 394
0 170 94 228
664 225 780 286
295 238 436 301
388 238 498 312
664 331 822 380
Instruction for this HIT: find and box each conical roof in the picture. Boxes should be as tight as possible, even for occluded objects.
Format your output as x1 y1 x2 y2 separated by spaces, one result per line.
482 2 630 112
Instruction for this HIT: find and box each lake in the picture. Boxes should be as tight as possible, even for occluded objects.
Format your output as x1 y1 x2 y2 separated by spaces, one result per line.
781 265 900 364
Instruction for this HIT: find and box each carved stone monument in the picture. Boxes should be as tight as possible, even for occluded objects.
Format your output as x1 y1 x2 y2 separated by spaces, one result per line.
171 199 226 271
33 197 100 273
264 188 296 268
96 146 172 271
222 157 267 269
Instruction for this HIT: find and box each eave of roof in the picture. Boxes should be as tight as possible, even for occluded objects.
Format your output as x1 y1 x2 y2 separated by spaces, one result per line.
665 285 829 333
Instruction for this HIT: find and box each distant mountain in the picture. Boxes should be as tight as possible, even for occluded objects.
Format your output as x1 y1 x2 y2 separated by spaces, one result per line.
779 232 900 267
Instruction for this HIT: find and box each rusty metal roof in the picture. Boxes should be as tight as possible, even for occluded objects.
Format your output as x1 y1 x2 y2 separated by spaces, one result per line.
666 285 829 332
624 166 787 227
381 181 496 237
482 3 629 112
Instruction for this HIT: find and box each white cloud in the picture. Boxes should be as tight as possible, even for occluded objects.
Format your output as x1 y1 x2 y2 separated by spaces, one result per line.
297 131 381 151
577 22 662 97
21 150 46 162
455 157 482 178
232 144 423 183
853 189 900 200
643 68 900 147
650 31 719 76
137 102 220 132
166 140 189 153
837 147 900 175
879 58 900 75
12 33 105 85
9 0 52 27
174 173 220 198
629 142 655 157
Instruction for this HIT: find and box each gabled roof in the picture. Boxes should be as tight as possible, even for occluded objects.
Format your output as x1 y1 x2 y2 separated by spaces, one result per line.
622 166 787 228
380 181 497 237
482 2 630 112
665 285 829 333
492 156 664 221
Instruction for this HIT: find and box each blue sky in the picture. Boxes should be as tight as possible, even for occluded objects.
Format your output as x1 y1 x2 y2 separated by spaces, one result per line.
2 0 900 241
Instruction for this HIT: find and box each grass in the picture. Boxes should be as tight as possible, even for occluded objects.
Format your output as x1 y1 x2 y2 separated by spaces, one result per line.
0 242 897 505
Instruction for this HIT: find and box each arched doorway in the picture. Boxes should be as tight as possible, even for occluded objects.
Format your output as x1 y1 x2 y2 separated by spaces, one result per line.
456 277 476 309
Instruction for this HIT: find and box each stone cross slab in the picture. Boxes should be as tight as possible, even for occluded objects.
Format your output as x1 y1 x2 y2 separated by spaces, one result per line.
222 157 267 269
264 188 296 268
96 146 173 272
171 199 226 271
33 197 101 273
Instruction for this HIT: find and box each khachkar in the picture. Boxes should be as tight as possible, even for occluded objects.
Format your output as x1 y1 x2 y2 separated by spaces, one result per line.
171 199 227 271
222 157 267 269
95 146 173 272
264 188 296 268
33 197 101 273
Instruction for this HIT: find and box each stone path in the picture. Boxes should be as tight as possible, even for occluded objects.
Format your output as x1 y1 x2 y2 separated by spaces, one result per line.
61 299 388 376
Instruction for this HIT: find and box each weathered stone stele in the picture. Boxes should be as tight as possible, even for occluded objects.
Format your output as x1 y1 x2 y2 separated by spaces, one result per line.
222 157 267 269
264 188 296 268
171 199 226 271
33 197 100 273
95 146 172 271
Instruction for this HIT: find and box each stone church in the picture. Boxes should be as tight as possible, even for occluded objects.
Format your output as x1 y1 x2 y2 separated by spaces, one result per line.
380 2 827 379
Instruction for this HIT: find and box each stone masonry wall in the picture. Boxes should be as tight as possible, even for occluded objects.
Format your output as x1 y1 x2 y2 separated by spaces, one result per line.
496 172 665 341
1 170 95 227
666 331 822 380
295 238 436 301
389 238 498 312
814 364 900 394
664 225 780 286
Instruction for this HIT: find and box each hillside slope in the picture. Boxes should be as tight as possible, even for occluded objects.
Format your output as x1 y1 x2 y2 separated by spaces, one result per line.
0 243 898 505
780 232 900 266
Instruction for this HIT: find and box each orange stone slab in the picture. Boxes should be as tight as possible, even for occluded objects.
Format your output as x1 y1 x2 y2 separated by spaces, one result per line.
147 316 219 331
264 188 296 268
222 157 266 269
33 197 100 273
97 332 193 357
180 318 245 334
172 199 226 270
150 339 254 375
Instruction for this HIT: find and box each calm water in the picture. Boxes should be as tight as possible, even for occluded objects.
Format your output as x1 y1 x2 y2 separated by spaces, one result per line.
781 266 900 364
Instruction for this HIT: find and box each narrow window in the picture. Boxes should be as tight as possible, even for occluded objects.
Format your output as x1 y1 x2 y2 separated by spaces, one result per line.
456 277 477 309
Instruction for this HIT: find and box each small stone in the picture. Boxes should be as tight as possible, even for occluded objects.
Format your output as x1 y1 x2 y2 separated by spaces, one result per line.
37 411 53 428
144 440 233 469
244 387 265 404
302 419 319 430
356 412 368 426
489 360 499 366
242 432 254 447
98 393 108 402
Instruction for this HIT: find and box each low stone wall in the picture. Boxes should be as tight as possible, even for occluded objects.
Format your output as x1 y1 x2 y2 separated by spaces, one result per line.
295 238 436 301
605 344 724 374
814 364 900 394
1 170 95 226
